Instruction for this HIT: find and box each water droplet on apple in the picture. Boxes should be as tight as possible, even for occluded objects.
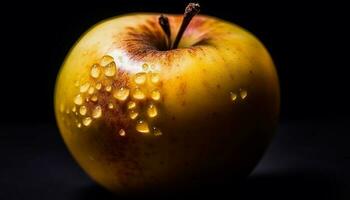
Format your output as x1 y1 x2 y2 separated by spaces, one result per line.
147 104 158 118
113 87 130 101
82 117 92 126
127 101 136 109
90 64 101 78
240 89 247 99
136 120 149 133
142 63 149 71
88 86 95 95
108 103 114 109
95 83 102 90
80 83 90 93
150 73 160 84
104 61 117 77
74 94 83 105
74 80 80 87
77 123 82 128
60 104 65 113
152 127 162 136
79 106 87 116
100 55 114 66
230 92 237 101
105 85 112 92
119 129 126 136
132 88 145 100
129 110 138 120
151 90 161 101
92 106 102 119
91 95 98 102
134 72 147 85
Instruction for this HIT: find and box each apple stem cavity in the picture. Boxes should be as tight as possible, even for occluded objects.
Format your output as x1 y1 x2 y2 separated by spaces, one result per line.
157 3 200 50
172 3 200 49
158 14 171 49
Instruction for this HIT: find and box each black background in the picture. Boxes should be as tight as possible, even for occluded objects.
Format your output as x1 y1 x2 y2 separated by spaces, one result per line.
1 0 348 123
0 0 346 199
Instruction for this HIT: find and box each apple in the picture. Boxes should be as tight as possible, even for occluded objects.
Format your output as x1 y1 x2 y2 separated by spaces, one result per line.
54 3 279 195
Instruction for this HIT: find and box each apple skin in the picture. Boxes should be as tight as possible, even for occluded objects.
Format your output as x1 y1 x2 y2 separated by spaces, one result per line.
54 13 279 194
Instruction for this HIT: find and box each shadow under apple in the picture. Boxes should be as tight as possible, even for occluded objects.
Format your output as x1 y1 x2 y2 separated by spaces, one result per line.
75 170 336 200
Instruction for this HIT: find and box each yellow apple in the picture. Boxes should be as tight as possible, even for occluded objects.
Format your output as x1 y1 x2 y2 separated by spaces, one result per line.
54 3 279 195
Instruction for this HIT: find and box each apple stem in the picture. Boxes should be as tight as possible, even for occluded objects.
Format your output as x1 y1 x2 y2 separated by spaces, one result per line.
158 14 171 49
172 3 200 49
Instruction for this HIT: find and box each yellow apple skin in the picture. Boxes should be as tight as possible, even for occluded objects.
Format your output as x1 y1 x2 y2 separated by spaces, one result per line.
54 13 279 194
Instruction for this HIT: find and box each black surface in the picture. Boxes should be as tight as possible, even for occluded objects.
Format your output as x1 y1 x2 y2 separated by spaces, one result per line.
0 120 343 199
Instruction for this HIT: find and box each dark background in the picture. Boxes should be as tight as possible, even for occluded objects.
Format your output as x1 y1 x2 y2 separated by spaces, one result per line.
0 0 347 123
0 0 346 199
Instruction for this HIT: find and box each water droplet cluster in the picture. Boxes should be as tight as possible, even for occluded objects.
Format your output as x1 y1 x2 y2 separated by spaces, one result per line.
127 62 162 136
61 55 162 137
230 88 248 102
